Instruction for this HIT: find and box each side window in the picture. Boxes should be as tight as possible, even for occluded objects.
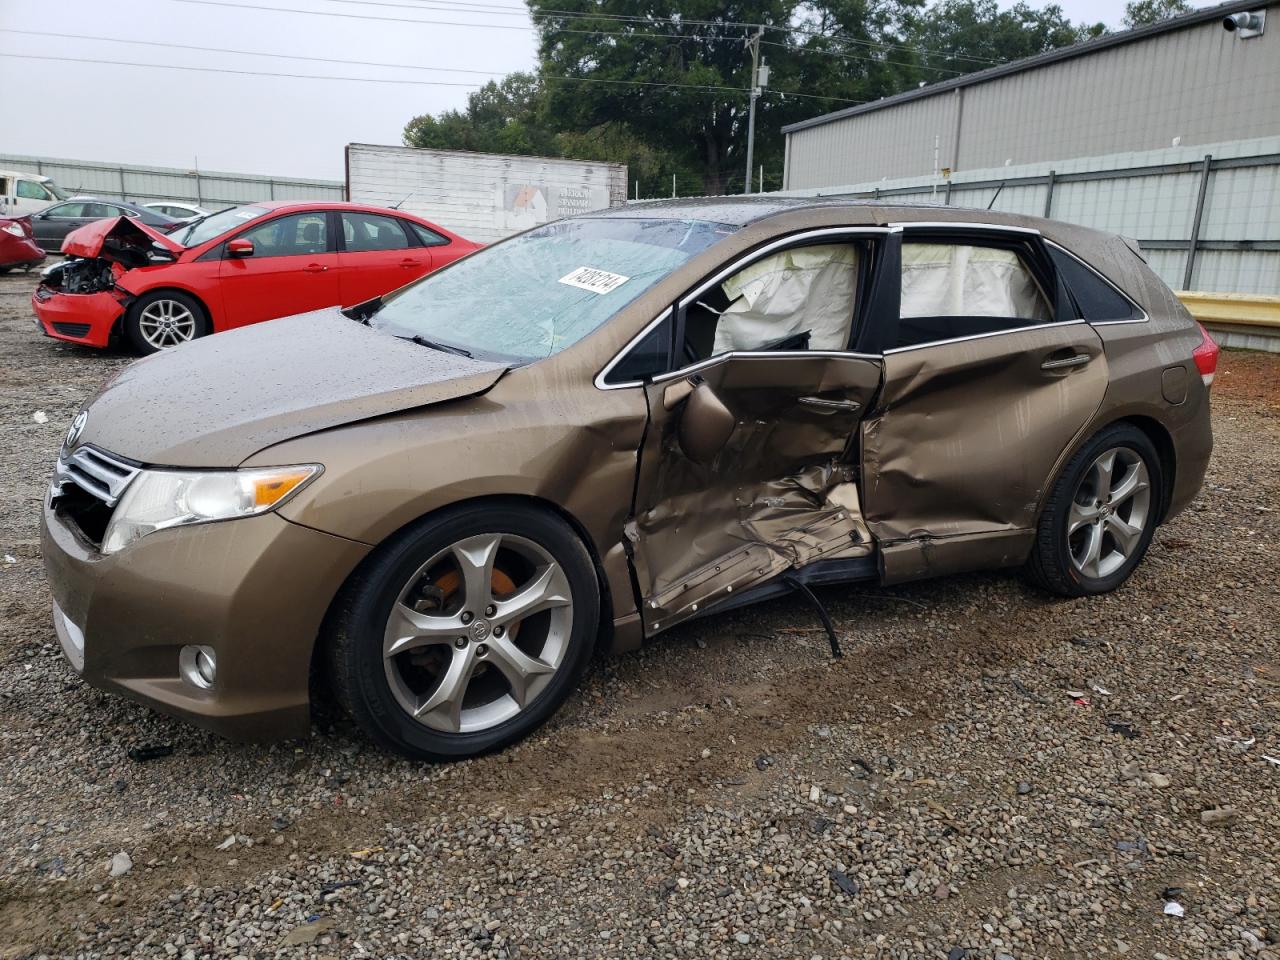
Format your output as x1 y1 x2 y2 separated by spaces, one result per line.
16 179 50 200
82 203 114 219
895 242 1052 349
238 213 328 257
1047 246 1142 322
681 243 860 366
409 221 450 247
341 212 411 252
604 315 672 385
47 202 86 218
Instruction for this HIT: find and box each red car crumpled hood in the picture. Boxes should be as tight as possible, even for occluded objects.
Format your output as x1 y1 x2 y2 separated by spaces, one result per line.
61 216 185 259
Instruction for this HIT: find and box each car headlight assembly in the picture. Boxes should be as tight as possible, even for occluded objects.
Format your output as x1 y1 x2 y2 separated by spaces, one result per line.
2 222 25 238
101 464 321 555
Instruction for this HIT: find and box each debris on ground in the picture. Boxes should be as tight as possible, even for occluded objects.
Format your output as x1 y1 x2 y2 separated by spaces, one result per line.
127 744 174 762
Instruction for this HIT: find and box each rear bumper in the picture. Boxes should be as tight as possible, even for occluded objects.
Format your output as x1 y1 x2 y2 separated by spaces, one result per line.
0 236 45 270
41 499 370 741
32 287 124 348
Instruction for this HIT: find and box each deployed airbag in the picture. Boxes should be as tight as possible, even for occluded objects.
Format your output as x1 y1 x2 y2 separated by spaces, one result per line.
712 244 858 354
901 243 1049 321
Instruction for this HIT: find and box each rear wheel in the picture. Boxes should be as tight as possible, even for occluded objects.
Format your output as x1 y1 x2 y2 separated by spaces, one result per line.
124 290 209 354
1027 423 1163 597
326 503 599 761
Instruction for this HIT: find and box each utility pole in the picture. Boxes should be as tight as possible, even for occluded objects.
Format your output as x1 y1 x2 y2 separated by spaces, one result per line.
743 25 768 195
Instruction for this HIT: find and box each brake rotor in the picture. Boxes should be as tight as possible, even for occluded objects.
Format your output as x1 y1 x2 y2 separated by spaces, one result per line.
423 566 521 640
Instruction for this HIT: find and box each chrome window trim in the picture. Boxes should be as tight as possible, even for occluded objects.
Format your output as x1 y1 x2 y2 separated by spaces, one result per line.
594 227 889 391
1042 239 1149 325
890 221 1042 236
883 318 1089 355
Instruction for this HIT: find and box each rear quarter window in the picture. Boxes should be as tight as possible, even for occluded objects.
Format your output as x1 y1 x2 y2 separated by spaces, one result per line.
1048 246 1142 322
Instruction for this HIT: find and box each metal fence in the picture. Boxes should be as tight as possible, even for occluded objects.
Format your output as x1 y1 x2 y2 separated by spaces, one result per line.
0 153 344 210
777 136 1280 298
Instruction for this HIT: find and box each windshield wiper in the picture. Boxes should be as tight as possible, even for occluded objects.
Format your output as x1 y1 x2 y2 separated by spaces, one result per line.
397 334 473 358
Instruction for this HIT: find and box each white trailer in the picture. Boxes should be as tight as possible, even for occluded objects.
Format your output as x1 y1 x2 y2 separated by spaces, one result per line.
344 143 627 245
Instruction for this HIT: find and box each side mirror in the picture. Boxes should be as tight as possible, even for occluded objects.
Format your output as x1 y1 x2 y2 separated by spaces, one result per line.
676 382 736 464
227 238 254 258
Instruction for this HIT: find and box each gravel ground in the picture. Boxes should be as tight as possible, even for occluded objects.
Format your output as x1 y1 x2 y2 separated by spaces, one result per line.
0 268 1277 959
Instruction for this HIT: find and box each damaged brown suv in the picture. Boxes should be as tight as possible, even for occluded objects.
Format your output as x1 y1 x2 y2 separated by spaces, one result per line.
42 199 1217 760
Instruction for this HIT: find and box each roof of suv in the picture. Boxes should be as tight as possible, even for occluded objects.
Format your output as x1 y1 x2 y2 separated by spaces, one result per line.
585 196 1063 232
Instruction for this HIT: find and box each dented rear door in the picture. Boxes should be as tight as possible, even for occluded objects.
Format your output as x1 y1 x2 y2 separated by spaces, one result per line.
629 353 881 634
859 225 1109 581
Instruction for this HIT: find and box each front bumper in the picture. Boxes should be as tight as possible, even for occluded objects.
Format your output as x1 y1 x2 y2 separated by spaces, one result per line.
32 287 125 348
41 498 370 741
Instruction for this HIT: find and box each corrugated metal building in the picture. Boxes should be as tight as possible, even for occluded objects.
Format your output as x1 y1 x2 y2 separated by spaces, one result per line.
776 1 1280 303
782 0 1279 188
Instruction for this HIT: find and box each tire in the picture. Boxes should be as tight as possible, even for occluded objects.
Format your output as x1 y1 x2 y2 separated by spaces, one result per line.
123 290 209 354
325 502 600 761
1026 423 1163 597
0 266 11 276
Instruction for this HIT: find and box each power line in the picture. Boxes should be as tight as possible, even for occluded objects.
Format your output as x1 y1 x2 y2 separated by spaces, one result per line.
0 29 507 78
333 0 1006 65
172 0 1002 71
0 34 866 103
0 50 864 102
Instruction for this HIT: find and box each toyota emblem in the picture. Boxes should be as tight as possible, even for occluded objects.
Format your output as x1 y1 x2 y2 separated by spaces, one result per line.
65 410 88 450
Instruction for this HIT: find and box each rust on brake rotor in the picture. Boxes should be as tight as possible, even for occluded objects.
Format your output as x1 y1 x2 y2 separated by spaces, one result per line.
431 567 521 639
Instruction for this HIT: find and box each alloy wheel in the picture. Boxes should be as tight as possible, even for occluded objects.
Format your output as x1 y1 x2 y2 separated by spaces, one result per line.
1067 446 1152 579
382 533 574 733
137 299 197 349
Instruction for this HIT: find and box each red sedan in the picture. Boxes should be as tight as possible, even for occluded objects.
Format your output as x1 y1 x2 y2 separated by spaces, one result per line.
32 202 478 353
0 216 45 274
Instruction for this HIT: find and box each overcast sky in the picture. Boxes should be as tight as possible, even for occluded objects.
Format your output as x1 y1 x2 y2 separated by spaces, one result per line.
1 0 1205 183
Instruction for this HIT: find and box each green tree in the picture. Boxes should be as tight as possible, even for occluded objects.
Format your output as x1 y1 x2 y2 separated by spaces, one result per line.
403 0 1103 195
904 0 1097 78
1122 0 1191 28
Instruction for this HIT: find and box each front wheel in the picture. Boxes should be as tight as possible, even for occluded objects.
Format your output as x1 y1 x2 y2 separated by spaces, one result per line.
1026 423 1163 597
124 290 209 354
326 503 600 761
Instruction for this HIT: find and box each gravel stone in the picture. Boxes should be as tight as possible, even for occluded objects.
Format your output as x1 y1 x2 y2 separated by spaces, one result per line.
0 273 1277 958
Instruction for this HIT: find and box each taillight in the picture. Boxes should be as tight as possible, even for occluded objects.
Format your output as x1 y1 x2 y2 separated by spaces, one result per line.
1192 322 1220 387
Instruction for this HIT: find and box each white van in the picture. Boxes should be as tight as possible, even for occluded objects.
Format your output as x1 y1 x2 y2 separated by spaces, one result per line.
0 171 71 217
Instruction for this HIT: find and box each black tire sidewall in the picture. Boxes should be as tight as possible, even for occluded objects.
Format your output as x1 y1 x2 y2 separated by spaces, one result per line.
1051 425 1163 595
336 505 599 761
124 290 209 354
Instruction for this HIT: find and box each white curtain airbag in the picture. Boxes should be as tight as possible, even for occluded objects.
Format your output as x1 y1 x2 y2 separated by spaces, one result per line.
712 244 858 353
901 243 1049 320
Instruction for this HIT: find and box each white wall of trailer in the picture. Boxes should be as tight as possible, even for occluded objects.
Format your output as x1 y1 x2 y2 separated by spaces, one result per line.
345 143 628 244
777 136 1280 297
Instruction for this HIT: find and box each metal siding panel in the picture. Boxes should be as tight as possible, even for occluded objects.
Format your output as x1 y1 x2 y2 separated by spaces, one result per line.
0 153 342 207
789 14 1279 184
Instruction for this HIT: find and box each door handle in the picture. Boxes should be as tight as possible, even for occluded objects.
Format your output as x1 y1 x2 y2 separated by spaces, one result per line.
304 263 328 273
1040 353 1091 371
399 258 418 268
798 396 861 412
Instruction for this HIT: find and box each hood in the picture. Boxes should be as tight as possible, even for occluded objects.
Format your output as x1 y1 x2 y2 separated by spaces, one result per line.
61 215 185 260
73 308 507 467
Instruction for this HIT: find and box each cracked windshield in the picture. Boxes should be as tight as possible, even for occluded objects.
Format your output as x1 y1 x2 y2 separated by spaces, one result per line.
370 217 737 361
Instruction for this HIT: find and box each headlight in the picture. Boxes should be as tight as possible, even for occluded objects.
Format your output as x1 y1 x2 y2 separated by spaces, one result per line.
101 464 321 555
2 222 24 237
